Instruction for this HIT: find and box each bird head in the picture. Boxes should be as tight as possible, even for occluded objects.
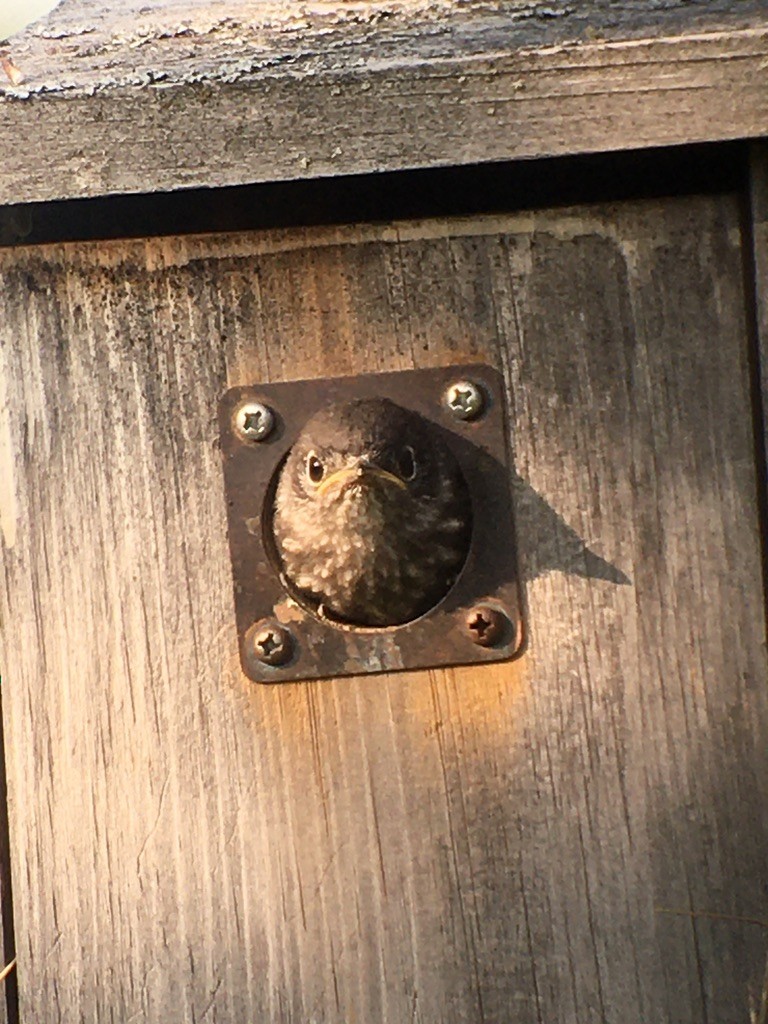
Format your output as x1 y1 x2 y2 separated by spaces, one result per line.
271 397 471 625
277 398 452 511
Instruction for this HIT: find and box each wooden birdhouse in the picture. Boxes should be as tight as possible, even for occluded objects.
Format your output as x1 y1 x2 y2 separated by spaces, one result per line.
1 1 767 1020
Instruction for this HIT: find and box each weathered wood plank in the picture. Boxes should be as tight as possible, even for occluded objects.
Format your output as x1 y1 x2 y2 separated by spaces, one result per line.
1 197 767 1021
0 700 14 1024
1 0 768 204
747 141 768 1024
752 140 768 473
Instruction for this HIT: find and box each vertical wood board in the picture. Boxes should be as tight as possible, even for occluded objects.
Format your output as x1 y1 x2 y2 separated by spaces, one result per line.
0 197 766 1022
752 141 768 489
747 138 768 1024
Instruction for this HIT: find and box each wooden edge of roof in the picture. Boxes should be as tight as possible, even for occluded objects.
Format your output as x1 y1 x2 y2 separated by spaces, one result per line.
1 1 767 204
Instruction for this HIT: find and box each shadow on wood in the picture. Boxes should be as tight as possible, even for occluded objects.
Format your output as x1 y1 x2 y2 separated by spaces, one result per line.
514 474 631 586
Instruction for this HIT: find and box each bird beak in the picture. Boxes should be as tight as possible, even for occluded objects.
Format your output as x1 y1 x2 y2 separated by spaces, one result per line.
316 462 407 496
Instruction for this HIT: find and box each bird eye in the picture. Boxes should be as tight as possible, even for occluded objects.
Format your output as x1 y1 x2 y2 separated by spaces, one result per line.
306 452 325 483
398 446 417 481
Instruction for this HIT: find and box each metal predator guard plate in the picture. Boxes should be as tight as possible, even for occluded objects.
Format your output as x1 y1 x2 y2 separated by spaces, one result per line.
219 364 524 683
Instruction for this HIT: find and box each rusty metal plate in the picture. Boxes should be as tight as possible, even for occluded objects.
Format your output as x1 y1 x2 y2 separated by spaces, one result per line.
219 364 524 683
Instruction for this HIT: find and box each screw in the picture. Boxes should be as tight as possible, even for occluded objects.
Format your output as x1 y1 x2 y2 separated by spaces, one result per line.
445 380 485 421
234 401 275 442
247 620 294 667
464 605 508 647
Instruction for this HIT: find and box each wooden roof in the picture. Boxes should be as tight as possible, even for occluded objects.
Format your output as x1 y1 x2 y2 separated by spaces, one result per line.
1 0 767 204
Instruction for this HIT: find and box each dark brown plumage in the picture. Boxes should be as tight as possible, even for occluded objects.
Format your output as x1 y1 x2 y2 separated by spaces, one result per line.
271 398 471 626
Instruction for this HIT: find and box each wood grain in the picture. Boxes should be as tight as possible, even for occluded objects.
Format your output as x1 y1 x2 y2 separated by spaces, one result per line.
0 697 13 1024
1 0 768 204
748 141 768 1024
1 197 767 1021
752 141 768 475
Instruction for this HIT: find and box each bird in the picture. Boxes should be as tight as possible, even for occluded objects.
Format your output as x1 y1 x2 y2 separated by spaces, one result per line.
271 397 472 627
